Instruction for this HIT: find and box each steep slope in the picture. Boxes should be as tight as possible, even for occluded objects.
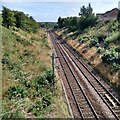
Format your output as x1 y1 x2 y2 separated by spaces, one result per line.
2 26 70 118
57 20 120 91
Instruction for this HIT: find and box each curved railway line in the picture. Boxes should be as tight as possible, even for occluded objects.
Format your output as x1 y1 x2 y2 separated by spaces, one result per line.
48 30 120 119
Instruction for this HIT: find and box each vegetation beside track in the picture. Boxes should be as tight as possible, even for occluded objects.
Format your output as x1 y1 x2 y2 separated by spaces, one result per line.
1 7 69 118
56 5 120 91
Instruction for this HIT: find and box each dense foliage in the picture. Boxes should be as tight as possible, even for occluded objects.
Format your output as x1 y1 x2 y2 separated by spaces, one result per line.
57 3 98 32
2 6 39 33
102 49 119 64
2 25 54 118
117 9 120 30
39 22 57 29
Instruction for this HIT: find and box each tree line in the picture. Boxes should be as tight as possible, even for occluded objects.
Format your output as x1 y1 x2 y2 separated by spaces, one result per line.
57 4 120 33
57 4 98 32
2 6 39 33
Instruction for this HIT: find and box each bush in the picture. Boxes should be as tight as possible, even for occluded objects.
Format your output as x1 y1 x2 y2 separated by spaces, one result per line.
89 39 98 47
102 49 119 64
6 86 27 100
111 63 120 72
105 32 120 44
107 21 119 32
2 54 10 65
78 36 87 43
2 110 24 119
78 15 97 31
42 93 52 107
35 75 48 87
16 35 30 46
115 46 120 52
28 92 52 116
97 47 104 53
35 69 54 87
68 26 77 32
95 32 107 39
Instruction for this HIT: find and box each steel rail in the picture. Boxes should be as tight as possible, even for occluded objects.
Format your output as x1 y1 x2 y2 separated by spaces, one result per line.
53 32 120 119
50 32 99 119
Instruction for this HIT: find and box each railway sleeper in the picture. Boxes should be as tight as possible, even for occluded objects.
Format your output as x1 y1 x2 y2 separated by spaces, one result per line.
79 104 90 109
82 112 95 118
72 88 81 91
81 110 94 116
98 90 106 94
79 98 88 102
114 110 120 114
80 100 88 104
92 84 101 87
97 87 105 91
104 94 118 108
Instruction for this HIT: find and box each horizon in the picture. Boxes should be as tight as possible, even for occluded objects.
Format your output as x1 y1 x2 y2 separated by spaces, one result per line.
1 1 119 22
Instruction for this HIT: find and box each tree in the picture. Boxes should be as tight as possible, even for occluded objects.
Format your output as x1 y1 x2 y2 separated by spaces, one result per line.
58 17 64 28
87 3 93 16
2 6 39 33
63 17 78 32
79 3 93 18
78 3 97 31
79 5 86 16
2 6 15 28
29 16 35 22
14 12 24 28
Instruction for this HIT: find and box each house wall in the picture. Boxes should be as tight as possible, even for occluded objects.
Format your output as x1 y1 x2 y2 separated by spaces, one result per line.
100 9 119 20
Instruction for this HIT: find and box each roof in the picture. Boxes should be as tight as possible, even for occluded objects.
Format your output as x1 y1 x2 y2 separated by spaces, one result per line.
96 8 119 16
103 8 119 15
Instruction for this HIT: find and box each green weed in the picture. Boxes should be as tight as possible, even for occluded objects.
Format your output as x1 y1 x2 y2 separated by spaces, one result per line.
16 35 30 46
6 86 27 100
105 32 120 44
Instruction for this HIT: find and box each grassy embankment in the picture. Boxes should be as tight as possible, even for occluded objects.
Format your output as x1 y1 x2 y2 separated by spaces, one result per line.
57 20 120 91
1 14 70 118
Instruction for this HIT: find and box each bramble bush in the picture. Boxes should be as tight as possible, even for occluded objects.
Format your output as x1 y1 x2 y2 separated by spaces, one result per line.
102 49 119 64
6 86 27 100
105 32 120 44
89 39 98 47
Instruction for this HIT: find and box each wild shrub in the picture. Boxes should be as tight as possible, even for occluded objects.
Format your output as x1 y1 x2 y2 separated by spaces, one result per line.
115 46 120 52
111 63 120 72
78 37 87 43
95 32 107 40
28 92 52 116
97 47 104 53
2 53 10 65
35 69 54 87
107 21 119 32
102 49 118 64
6 86 27 100
89 39 98 47
16 35 30 46
105 32 120 44
2 110 24 119
42 93 52 107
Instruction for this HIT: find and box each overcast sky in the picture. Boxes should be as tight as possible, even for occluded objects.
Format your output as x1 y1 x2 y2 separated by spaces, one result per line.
0 0 119 22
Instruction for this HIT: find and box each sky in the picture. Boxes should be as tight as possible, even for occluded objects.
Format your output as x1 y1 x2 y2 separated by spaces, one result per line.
0 0 120 22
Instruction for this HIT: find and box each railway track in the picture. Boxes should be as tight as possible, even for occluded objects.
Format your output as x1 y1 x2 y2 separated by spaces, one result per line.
49 32 99 119
53 32 120 119
48 30 120 119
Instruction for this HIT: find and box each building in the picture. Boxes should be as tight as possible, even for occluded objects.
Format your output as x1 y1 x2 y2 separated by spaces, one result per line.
96 8 119 21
